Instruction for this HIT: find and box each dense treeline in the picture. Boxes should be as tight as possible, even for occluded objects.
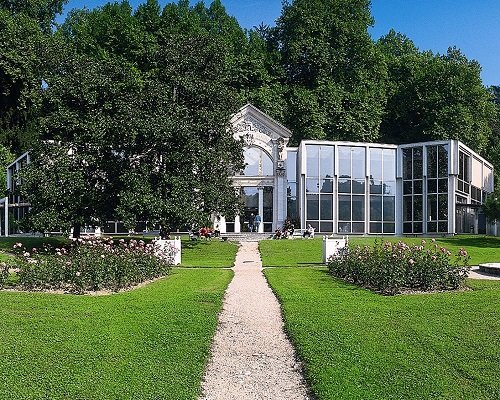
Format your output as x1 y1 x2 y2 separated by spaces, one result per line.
0 0 499 234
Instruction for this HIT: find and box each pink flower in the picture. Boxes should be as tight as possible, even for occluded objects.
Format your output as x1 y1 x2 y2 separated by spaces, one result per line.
101 254 105 259
409 259 415 265
75 271 81 277
431 256 437 261
421 239 426 245
431 238 436 243
23 252 30 257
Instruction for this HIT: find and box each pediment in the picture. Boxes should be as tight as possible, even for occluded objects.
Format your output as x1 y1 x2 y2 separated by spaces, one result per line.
231 104 292 144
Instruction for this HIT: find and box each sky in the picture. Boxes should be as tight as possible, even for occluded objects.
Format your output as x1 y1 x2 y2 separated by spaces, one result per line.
58 0 500 87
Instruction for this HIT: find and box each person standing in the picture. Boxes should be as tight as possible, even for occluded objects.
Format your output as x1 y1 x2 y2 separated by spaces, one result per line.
254 214 262 232
248 213 255 232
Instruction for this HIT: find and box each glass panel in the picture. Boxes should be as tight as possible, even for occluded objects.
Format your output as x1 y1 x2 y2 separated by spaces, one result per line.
427 222 437 232
287 151 297 181
352 195 365 221
383 181 396 196
438 221 448 232
263 187 273 222
306 179 320 193
438 194 448 220
320 179 334 193
287 197 298 220
427 146 437 178
438 145 448 178
403 149 412 180
351 147 366 179
413 222 423 233
287 183 297 198
262 151 273 175
320 195 333 220
413 180 423 194
383 223 395 233
370 196 382 221
427 194 437 221
438 178 448 193
320 222 333 232
403 196 412 221
338 146 351 178
370 148 383 181
370 179 382 194
338 179 351 193
413 195 423 221
243 147 260 176
242 187 259 208
413 147 423 179
306 145 320 177
403 181 412 195
427 179 437 194
383 149 396 181
307 194 319 220
403 222 412 233
370 222 382 233
338 195 351 221
352 179 365 194
352 222 365 233
306 221 319 231
383 197 395 221
338 222 351 233
320 146 334 178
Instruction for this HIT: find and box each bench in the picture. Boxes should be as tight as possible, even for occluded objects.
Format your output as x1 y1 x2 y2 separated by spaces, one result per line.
143 230 160 237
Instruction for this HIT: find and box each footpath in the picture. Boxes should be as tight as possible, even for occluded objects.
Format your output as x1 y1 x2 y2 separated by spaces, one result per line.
199 242 309 400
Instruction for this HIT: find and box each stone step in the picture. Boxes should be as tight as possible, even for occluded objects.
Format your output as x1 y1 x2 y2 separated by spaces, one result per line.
221 233 273 242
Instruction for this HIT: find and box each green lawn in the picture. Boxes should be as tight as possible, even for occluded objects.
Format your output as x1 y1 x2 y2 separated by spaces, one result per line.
180 239 239 268
259 235 500 267
264 267 500 400
0 269 232 400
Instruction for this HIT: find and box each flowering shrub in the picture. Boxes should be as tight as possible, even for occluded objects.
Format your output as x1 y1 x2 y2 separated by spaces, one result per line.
328 239 470 295
9 237 175 293
0 262 9 288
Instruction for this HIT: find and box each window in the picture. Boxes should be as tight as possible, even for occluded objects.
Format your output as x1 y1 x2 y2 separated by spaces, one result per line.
338 146 366 233
426 145 448 233
458 150 470 194
402 147 423 233
242 147 273 176
369 148 396 234
287 151 298 220
305 145 334 232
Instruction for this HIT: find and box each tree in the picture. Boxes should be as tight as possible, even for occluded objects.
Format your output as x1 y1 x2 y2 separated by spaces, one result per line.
378 31 495 153
275 0 386 144
482 189 500 223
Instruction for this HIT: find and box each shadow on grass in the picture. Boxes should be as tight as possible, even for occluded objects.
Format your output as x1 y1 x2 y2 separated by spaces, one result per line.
437 236 500 248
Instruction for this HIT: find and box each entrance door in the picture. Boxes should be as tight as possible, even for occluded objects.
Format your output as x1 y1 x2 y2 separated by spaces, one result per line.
241 186 274 232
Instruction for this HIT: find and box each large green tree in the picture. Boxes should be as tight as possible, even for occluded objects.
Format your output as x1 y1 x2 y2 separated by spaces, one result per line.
275 0 386 144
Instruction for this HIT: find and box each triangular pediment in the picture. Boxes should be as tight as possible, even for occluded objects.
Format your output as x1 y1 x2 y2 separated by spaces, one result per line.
230 104 292 142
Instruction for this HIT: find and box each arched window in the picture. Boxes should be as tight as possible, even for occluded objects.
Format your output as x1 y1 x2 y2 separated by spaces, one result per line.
243 147 273 176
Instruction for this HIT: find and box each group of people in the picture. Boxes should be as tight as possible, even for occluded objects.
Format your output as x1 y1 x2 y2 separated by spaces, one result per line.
247 213 262 232
273 221 315 240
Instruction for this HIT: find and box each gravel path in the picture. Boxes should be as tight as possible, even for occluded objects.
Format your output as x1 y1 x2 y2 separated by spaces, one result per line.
199 242 310 400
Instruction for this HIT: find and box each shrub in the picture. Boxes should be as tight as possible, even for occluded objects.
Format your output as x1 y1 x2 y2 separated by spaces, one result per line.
9 237 175 293
328 239 470 295
0 261 8 288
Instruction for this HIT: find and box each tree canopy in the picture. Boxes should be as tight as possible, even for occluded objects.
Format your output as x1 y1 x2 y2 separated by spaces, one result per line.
1 0 498 234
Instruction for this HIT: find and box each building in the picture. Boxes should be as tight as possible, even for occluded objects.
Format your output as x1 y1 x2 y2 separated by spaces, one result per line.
223 104 495 235
1 104 496 236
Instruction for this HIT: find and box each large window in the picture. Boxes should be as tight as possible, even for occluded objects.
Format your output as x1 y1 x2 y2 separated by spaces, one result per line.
242 147 273 176
369 148 396 234
305 145 334 232
458 150 470 194
338 146 366 233
403 147 423 233
426 144 448 233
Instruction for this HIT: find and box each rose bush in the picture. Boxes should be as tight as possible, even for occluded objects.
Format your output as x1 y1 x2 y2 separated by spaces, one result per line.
328 239 470 295
9 237 175 293
0 261 9 288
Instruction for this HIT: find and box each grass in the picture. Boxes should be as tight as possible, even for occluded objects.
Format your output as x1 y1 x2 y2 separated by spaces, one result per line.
264 267 500 400
0 268 232 400
259 235 500 267
180 238 239 268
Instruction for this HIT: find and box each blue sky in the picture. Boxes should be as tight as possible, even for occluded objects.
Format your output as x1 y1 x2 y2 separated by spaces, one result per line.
58 0 500 87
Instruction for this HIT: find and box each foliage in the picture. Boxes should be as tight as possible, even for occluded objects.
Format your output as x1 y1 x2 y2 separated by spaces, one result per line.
482 189 500 221
9 237 175 293
0 260 7 287
265 267 500 400
328 240 470 294
378 30 495 152
275 0 387 144
0 268 232 399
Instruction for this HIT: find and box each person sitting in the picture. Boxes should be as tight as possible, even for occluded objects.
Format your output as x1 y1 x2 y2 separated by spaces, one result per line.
273 227 283 240
303 224 315 239
199 227 212 240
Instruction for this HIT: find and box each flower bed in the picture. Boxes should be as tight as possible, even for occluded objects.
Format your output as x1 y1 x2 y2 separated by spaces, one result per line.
7 237 175 293
327 239 470 295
